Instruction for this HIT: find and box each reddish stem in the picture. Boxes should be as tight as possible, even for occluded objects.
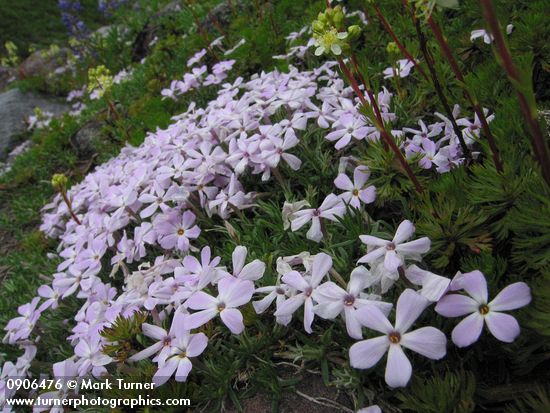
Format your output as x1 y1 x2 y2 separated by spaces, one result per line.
338 59 424 193
427 15 503 172
412 13 472 162
188 3 209 44
480 0 550 187
61 191 81 225
372 3 429 82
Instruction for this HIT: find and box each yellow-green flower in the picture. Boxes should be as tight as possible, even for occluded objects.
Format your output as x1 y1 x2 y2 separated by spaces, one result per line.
87 65 114 98
51 173 68 192
314 28 348 56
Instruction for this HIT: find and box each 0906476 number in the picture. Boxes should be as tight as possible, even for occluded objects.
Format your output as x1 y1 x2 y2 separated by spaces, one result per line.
6 378 63 391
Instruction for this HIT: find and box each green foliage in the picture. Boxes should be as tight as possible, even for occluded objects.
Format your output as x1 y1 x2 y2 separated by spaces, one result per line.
396 370 476 413
101 312 148 362
2 0 550 411
504 385 550 413
527 271 550 337
0 0 105 57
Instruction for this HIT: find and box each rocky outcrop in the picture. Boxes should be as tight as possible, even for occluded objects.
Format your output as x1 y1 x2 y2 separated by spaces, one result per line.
0 66 17 91
70 120 103 157
18 48 71 79
0 88 69 159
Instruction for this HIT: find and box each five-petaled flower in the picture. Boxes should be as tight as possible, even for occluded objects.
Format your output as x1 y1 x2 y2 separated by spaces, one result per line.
358 220 430 272
435 270 531 347
349 289 447 388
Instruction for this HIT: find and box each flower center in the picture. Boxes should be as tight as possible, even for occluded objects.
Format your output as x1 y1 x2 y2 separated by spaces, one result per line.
388 331 401 344
312 209 321 217
163 337 172 346
177 228 185 236
352 188 359 196
319 29 339 50
343 294 355 306
478 304 490 315
304 286 313 297
217 302 226 312
386 242 396 251
276 287 285 295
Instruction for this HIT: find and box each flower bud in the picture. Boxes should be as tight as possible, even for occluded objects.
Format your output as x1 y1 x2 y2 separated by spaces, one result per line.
51 173 68 192
332 7 345 28
386 41 400 55
312 20 325 34
347 25 362 41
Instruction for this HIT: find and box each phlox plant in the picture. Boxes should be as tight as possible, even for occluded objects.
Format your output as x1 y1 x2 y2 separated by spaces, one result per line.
0 0 546 411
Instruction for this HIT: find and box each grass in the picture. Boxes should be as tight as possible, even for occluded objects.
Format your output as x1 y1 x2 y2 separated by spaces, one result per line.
0 0 105 58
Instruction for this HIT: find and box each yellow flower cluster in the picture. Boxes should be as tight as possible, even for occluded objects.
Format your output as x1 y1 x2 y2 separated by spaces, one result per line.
87 65 114 98
311 6 361 57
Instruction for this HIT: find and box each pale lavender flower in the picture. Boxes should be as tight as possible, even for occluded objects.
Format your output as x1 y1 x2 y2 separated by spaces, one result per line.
326 113 369 150
260 128 302 171
334 166 376 208
435 271 531 347
187 48 207 67
405 265 450 302
138 182 188 218
185 277 254 334
3 298 41 344
253 282 291 326
33 359 79 412
314 266 392 339
290 194 345 242
470 25 513 44
38 285 61 311
129 312 184 362
357 407 381 413
155 210 200 252
152 328 207 386
274 253 332 333
175 246 221 291
383 59 414 79
358 220 430 272
74 335 112 377
219 245 266 281
417 138 438 169
349 289 447 387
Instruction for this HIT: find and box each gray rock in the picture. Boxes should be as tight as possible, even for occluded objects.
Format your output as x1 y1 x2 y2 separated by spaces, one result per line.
0 66 16 92
540 110 550 138
201 1 245 33
70 120 103 157
159 0 183 14
18 47 71 79
91 25 130 39
0 88 69 159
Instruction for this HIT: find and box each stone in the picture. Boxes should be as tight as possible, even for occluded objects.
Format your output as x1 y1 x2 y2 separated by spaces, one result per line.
18 47 71 79
0 88 69 159
70 120 103 157
0 66 17 92
91 25 130 39
201 1 245 33
159 0 183 14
